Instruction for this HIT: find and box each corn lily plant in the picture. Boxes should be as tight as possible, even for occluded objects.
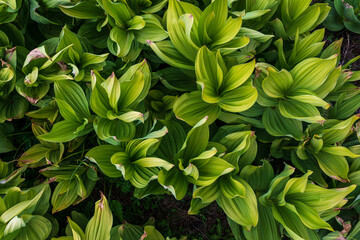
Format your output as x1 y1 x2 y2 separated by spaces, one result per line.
0 0 359 239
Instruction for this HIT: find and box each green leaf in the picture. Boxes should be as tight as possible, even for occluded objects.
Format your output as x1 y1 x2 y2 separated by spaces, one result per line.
133 157 174 170
278 99 324 123
15 215 52 240
193 183 220 204
142 0 167 14
262 67 293 98
100 73 121 111
195 157 235 186
85 194 113 240
287 89 330 109
314 150 349 182
313 67 341 99
57 25 83 58
55 98 79 122
217 179 258 230
127 16 145 31
271 204 319 240
0 188 45 224
219 175 246 199
291 56 337 91
211 16 243 46
195 46 223 101
243 203 280 240
221 60 255 93
94 117 136 142
322 115 359 144
173 91 221 126
0 137 16 153
321 146 359 158
287 183 356 212
287 5 321 36
86 145 123 178
101 0 131 27
291 201 333 231
147 40 194 70
18 144 48 166
134 14 168 43
118 70 145 109
218 86 257 113
68 217 86 240
59 2 105 19
158 168 188 200
143 225 165 240
37 120 90 143
262 107 303 140
180 117 209 161
80 53 109 68
108 27 134 58
54 81 91 119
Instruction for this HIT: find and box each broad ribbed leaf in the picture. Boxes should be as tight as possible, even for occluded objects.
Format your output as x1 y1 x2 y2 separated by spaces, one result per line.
290 56 337 91
221 60 255 93
173 91 221 126
0 188 44 224
59 2 104 19
218 86 257 112
86 145 123 178
85 194 113 240
314 150 349 182
278 99 324 123
158 168 188 200
262 68 293 98
54 81 91 119
263 107 303 140
217 179 258 230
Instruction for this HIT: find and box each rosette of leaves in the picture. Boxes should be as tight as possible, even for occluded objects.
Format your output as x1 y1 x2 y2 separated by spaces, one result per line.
148 0 249 70
52 193 113 240
183 123 259 230
87 136 173 189
326 64 360 120
273 28 327 69
95 0 168 61
55 26 109 82
37 80 94 143
0 185 53 240
90 60 151 142
258 55 338 133
225 162 356 240
40 164 99 213
17 45 73 104
229 0 280 30
144 89 177 120
173 46 257 126
271 0 331 38
0 0 22 24
150 117 237 200
324 0 360 34
0 46 28 123
293 115 360 184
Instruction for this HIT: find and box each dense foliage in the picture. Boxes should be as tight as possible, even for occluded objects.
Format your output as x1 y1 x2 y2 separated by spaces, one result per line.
1 0 360 239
